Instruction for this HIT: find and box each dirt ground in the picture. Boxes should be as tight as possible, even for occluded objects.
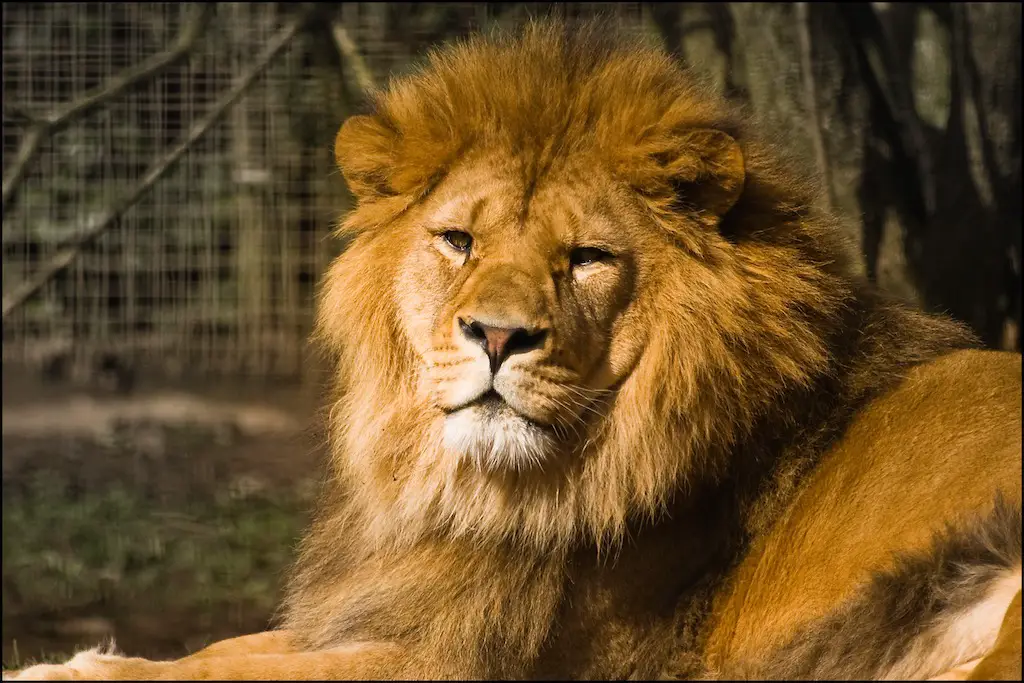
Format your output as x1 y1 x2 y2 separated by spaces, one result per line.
1 366 329 666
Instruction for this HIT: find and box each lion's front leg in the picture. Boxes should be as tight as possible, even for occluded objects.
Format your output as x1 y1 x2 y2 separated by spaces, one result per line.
4 649 169 682
4 640 406 681
2 631 294 681
180 630 298 659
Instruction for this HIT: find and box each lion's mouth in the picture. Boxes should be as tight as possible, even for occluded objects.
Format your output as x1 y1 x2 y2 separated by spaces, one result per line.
449 389 555 432
473 389 506 415
441 385 564 468
446 388 507 415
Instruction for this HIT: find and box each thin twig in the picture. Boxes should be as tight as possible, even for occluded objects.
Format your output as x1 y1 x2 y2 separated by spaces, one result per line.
795 3 834 211
1 4 216 211
2 6 316 320
331 20 377 95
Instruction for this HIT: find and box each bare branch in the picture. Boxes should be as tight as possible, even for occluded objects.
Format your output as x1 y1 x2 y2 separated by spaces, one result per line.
1 4 215 211
2 6 316 320
795 3 834 211
331 21 378 95
2 104 37 123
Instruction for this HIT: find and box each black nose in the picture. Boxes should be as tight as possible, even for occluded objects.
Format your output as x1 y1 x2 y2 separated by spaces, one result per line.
458 318 548 373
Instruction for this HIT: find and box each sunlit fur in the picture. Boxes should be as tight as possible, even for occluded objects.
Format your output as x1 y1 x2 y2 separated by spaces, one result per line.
244 17 1022 681
272 21 1019 680
307 21 868 553
442 406 558 471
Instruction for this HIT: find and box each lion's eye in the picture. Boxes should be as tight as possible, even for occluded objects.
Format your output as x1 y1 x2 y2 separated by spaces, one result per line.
442 230 473 253
569 246 612 268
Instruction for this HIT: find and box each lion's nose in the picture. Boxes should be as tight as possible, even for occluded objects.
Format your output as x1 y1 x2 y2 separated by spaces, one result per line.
458 318 548 373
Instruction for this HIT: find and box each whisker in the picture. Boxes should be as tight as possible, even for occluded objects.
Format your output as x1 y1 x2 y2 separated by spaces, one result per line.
545 395 584 441
555 387 606 420
561 382 615 398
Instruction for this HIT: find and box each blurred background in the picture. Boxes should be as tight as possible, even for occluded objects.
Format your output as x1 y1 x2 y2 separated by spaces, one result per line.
2 1 1020 667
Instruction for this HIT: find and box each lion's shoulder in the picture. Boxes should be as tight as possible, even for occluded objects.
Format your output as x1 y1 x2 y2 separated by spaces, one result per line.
704 348 1022 672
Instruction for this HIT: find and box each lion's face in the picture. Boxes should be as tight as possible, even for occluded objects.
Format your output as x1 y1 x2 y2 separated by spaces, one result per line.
318 23 852 546
392 154 658 470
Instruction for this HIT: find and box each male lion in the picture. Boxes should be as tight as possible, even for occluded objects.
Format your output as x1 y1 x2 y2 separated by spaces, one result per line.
7 19 1021 682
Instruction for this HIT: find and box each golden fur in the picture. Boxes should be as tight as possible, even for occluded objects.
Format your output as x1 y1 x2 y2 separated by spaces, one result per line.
6 19 1021 681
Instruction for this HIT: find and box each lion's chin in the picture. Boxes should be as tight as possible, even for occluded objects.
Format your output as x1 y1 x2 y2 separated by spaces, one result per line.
442 402 558 472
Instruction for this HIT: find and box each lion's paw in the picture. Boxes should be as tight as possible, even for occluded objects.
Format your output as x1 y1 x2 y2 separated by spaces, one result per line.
3 649 119 681
4 663 78 681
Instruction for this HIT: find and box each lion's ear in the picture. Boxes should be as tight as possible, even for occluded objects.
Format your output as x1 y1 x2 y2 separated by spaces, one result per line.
335 115 399 201
654 128 745 228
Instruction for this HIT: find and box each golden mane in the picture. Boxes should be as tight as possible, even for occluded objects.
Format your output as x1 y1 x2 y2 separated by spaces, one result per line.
307 19 974 559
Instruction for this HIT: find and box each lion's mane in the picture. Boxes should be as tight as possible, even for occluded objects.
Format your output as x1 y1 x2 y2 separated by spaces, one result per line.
281 19 976 653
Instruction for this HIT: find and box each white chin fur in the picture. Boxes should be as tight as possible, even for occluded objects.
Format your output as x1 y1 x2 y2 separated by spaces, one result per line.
443 405 556 471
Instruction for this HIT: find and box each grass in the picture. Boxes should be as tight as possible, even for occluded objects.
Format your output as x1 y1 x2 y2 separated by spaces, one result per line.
4 642 70 671
2 468 311 669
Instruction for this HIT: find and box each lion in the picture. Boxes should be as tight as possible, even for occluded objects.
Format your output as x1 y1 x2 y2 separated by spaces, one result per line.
6 18 1021 682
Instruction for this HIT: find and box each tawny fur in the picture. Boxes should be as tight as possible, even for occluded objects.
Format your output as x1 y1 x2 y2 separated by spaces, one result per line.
5 18 1021 682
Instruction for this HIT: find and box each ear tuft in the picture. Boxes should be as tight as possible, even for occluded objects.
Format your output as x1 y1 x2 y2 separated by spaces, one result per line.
648 128 746 228
334 115 399 201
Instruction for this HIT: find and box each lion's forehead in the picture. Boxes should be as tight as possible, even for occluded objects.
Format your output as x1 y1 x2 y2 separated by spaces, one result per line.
425 159 635 248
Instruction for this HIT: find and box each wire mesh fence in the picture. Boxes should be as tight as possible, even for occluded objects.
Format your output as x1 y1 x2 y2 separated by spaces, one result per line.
4 4 338 383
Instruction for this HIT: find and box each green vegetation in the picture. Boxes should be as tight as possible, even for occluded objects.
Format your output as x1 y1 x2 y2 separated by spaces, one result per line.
2 469 310 669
